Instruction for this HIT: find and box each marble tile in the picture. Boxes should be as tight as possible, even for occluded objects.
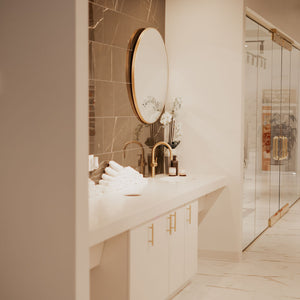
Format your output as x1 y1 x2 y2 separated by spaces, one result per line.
111 47 131 83
89 142 95 155
95 152 113 165
117 0 151 22
89 0 116 10
92 118 104 154
90 42 112 81
147 0 165 36
103 117 115 153
122 148 141 172
114 82 134 116
89 3 104 42
111 151 123 165
174 200 300 300
103 9 147 50
130 118 151 145
94 81 114 117
111 117 132 151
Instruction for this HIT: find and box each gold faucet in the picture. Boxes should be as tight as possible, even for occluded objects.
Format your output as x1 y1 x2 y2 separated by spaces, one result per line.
151 141 173 177
123 140 146 175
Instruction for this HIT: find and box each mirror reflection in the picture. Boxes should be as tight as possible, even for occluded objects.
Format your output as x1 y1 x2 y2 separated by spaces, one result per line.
131 28 168 124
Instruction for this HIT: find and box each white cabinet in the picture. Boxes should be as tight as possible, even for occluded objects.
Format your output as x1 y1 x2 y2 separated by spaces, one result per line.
168 208 185 294
184 202 198 281
130 201 198 300
129 216 169 300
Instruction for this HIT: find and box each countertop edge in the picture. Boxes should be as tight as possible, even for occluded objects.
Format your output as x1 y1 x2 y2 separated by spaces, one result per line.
89 175 227 247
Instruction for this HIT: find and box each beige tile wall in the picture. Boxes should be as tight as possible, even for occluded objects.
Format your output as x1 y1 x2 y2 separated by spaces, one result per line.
89 0 165 176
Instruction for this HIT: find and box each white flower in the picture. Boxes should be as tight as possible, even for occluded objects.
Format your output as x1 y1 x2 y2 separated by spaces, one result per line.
160 111 173 126
172 97 182 113
173 122 183 142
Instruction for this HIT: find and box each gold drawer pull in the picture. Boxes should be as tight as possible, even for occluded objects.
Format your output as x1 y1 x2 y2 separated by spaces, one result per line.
148 224 154 246
187 205 192 224
167 215 172 235
171 212 176 232
273 136 279 160
283 136 288 159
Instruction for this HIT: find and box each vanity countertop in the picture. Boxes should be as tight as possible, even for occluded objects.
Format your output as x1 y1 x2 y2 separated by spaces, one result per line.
89 174 227 247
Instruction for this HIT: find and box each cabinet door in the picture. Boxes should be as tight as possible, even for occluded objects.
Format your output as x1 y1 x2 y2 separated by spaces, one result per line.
168 207 185 294
129 216 169 300
184 201 198 281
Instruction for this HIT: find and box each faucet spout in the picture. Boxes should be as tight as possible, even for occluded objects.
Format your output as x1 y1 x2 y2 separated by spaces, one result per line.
151 142 173 178
123 140 146 176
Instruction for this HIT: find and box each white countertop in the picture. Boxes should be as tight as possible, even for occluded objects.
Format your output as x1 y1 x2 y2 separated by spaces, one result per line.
89 174 227 247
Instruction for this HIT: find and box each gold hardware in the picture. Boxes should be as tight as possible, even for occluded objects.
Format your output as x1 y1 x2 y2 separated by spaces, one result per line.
123 140 146 175
273 136 279 160
278 136 283 161
166 215 172 235
276 136 288 161
271 29 293 51
148 224 154 246
170 212 176 232
187 205 192 224
151 142 173 177
174 212 176 232
283 137 288 159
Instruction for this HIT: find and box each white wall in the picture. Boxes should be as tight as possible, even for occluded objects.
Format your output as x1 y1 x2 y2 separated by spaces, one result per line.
245 0 300 44
0 1 89 299
166 0 244 256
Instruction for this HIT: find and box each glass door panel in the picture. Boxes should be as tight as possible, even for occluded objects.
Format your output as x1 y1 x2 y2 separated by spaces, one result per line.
255 25 272 237
243 17 258 248
243 16 300 249
270 41 281 217
280 48 294 209
293 48 300 199
290 47 300 202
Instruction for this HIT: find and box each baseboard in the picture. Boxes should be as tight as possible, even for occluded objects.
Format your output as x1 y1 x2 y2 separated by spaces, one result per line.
269 203 289 227
168 280 191 299
198 249 241 262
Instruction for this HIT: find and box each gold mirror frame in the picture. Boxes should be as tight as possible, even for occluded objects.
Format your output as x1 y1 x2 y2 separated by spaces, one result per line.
131 28 168 124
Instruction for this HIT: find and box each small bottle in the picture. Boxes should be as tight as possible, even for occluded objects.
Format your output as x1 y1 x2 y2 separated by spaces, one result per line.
168 167 176 176
171 155 179 176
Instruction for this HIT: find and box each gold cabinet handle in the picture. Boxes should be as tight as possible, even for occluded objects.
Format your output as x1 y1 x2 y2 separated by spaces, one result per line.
278 136 283 161
187 205 192 224
171 212 176 232
279 136 283 161
273 136 279 160
278 136 288 160
148 224 154 246
284 137 288 159
166 215 172 235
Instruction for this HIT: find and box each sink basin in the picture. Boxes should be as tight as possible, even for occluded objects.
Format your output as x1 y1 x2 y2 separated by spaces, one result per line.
159 176 191 183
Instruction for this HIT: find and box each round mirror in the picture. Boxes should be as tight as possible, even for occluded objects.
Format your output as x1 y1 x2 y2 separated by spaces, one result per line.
131 28 168 124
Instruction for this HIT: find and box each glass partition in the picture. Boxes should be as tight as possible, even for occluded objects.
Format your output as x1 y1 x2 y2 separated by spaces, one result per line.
255 25 272 238
243 16 300 248
243 18 259 247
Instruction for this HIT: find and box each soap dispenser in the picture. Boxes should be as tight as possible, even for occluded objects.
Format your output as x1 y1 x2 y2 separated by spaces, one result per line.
171 155 178 176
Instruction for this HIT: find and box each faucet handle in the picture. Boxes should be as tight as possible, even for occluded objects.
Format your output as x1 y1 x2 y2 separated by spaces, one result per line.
151 157 158 168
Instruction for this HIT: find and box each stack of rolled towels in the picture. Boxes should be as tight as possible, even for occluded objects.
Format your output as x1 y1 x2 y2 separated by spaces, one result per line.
98 161 148 194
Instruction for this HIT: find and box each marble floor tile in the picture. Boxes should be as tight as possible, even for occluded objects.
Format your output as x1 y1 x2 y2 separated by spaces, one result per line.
174 200 300 300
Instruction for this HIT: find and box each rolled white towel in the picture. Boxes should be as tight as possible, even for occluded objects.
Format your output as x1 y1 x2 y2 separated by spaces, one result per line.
118 167 142 178
102 173 115 181
109 160 124 172
104 166 118 177
99 180 110 187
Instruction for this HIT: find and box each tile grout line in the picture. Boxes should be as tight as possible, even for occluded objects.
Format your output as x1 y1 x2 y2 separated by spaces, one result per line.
88 1 160 25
